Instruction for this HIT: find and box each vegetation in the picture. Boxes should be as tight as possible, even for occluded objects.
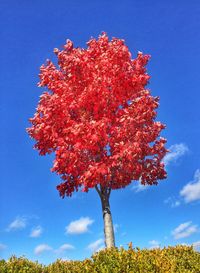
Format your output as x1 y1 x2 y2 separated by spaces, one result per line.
27 33 167 247
1 245 199 272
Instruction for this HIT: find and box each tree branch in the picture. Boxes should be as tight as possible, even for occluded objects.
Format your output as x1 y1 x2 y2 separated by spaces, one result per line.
107 187 111 198
95 185 102 197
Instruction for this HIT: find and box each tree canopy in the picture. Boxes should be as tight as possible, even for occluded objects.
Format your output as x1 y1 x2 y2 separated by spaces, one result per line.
27 33 167 198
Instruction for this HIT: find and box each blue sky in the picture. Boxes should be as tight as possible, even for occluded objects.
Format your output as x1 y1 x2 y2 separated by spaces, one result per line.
1 0 200 265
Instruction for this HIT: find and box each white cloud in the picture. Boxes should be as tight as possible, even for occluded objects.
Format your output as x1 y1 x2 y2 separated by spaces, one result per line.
96 245 105 252
60 256 71 261
34 244 52 255
132 181 149 193
59 244 75 251
164 197 181 208
114 224 119 233
192 241 200 251
66 217 94 235
6 217 27 231
0 243 7 251
55 243 75 254
173 201 181 207
149 240 160 249
163 143 188 166
180 242 189 246
30 226 43 238
172 201 181 208
87 239 104 252
172 221 198 239
180 169 200 203
179 241 200 252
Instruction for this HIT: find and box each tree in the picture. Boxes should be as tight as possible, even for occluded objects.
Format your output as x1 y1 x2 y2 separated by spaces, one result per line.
27 33 167 248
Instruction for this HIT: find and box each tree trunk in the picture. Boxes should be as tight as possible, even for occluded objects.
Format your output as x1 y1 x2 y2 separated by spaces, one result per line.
95 185 115 248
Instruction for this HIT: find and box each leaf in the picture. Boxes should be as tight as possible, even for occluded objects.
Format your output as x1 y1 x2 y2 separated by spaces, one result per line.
27 33 167 198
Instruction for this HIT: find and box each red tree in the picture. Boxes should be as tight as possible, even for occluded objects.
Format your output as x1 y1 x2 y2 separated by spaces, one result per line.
27 33 167 248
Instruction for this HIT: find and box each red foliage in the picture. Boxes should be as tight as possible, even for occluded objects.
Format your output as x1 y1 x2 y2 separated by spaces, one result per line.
27 33 167 197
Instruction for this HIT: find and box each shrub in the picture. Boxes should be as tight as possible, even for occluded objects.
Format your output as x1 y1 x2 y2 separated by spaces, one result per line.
90 245 200 273
1 245 199 272
0 256 44 273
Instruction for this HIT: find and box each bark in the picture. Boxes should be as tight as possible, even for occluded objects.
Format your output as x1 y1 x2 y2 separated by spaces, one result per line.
95 185 115 248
